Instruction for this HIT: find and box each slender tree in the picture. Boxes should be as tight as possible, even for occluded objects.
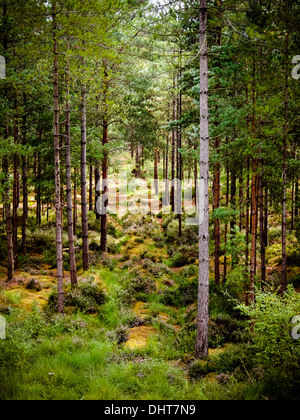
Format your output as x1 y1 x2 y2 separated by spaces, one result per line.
195 0 209 360
52 1 64 313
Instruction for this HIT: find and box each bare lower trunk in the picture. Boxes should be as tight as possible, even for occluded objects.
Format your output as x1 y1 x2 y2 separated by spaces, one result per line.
154 149 159 196
100 65 109 253
81 82 89 271
53 3 64 313
250 160 258 304
281 33 289 296
100 122 108 252
65 60 77 285
196 0 209 360
22 97 28 255
259 173 266 286
3 157 14 282
95 165 101 220
213 137 220 285
13 97 19 267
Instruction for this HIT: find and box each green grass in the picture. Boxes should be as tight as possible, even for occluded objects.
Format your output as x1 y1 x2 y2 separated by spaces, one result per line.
1 208 300 401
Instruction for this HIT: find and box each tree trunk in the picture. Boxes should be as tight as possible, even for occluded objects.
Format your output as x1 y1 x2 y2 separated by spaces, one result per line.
73 167 77 235
21 99 28 256
100 65 109 253
224 157 229 283
165 129 169 206
95 165 101 220
250 51 258 305
250 160 258 304
177 66 182 237
65 54 77 286
295 180 299 219
154 148 159 196
13 96 19 267
259 173 266 286
3 156 14 282
52 2 64 313
89 165 93 212
170 73 176 213
36 151 41 226
213 137 221 286
281 33 289 296
135 145 141 178
196 0 209 360
245 157 250 272
81 80 89 271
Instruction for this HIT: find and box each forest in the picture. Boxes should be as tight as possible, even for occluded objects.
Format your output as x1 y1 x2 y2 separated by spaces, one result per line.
0 0 299 401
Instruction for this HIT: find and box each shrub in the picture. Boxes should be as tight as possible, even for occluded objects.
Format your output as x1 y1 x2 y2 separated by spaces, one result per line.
47 279 106 314
162 277 198 307
236 286 300 383
26 279 42 292
209 314 248 349
120 269 156 304
188 359 216 379
168 253 189 268
102 257 118 271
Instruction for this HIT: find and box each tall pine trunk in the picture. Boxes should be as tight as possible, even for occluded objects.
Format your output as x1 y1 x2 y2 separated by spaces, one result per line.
65 48 77 285
170 73 176 213
100 65 109 252
52 2 64 313
213 137 221 285
3 156 14 282
281 33 289 296
81 80 89 271
195 0 209 360
22 94 28 255
13 96 19 268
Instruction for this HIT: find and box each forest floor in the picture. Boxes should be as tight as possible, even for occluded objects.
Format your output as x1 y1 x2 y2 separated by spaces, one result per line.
0 157 300 400
0 204 300 401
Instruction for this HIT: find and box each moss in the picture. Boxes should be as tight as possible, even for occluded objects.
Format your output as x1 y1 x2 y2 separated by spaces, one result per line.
125 325 157 350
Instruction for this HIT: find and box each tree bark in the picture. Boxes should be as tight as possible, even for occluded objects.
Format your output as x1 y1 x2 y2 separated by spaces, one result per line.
281 33 289 296
196 0 209 360
250 51 258 305
81 80 89 271
89 165 93 212
100 65 109 253
21 95 28 256
73 167 77 235
154 148 159 196
52 2 64 313
13 96 19 267
3 155 14 282
213 137 220 285
177 65 182 237
170 73 176 213
259 172 266 286
95 165 101 220
65 49 77 285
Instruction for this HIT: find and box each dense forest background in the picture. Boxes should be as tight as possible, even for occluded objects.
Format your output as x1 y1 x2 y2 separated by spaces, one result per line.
0 0 300 401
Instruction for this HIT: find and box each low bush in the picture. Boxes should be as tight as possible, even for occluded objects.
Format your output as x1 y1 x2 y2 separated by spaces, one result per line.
162 277 198 307
119 269 157 305
47 279 106 314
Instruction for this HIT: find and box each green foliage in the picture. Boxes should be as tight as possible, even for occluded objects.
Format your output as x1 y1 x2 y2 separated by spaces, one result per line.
237 286 300 382
119 268 157 305
47 279 106 314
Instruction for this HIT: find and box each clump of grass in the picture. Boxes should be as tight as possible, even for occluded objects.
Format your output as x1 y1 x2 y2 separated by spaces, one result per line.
47 279 106 315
